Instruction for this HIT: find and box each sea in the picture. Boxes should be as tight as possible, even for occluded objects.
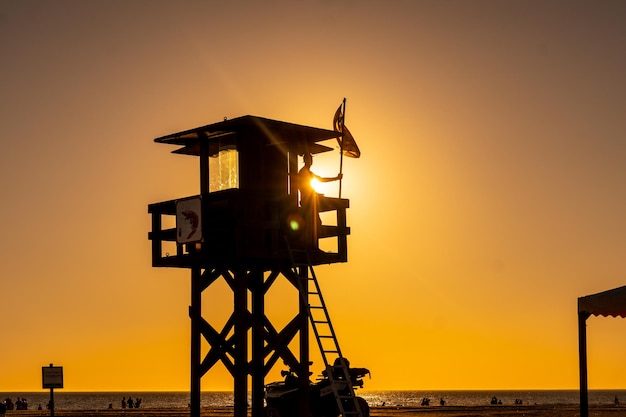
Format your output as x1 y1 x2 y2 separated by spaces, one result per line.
1 390 624 410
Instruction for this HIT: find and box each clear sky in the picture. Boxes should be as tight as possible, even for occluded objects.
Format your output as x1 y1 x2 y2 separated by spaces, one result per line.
1 0 626 392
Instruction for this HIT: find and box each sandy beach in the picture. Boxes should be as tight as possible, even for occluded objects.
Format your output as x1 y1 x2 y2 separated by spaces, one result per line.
3 404 622 417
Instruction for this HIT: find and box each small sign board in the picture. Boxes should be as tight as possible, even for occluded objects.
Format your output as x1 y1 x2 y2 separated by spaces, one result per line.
42 366 63 389
176 196 203 244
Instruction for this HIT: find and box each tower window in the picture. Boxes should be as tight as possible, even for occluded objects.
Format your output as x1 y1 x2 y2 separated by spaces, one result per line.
209 144 239 192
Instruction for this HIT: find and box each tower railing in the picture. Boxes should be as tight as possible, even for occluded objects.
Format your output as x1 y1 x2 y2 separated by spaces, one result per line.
148 190 350 269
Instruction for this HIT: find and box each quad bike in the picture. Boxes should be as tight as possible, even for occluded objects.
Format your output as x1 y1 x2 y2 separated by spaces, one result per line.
264 359 370 417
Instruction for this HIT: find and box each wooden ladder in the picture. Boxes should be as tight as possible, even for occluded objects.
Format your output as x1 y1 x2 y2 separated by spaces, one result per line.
286 243 363 417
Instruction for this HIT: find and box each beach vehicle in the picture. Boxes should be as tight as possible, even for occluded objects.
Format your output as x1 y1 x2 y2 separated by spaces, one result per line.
264 359 370 417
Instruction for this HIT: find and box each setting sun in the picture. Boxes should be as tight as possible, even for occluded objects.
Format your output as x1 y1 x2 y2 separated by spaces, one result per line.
310 178 324 194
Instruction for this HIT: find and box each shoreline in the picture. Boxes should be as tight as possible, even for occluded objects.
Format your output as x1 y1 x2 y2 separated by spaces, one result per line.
3 404 623 417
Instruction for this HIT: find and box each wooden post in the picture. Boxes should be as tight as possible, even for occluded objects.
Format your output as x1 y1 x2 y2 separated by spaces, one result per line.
298 267 311 417
199 133 210 195
251 271 266 417
234 269 249 417
49 388 54 417
579 310 591 417
190 268 202 417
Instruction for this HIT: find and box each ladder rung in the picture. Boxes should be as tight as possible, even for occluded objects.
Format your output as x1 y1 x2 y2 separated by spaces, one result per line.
309 305 324 309
319 335 334 338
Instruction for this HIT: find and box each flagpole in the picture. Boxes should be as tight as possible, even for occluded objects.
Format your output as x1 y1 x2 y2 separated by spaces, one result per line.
339 97 346 199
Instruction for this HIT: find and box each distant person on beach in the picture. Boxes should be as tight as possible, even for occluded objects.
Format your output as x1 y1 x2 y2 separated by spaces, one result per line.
615 396 619 406
15 398 27 410
121 397 126 409
127 397 134 409
440 398 446 406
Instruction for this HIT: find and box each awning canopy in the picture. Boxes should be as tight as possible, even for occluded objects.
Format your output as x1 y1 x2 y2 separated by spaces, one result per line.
578 285 626 318
578 284 626 417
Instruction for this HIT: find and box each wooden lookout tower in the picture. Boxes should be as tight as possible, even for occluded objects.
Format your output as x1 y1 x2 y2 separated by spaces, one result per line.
148 115 356 417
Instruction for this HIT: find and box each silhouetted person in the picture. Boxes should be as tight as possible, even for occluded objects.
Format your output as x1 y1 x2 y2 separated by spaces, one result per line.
297 153 342 208
296 153 341 247
127 397 134 409
121 397 126 409
16 398 27 410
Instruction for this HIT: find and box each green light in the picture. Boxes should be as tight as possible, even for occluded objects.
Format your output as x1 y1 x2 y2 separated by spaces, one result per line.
289 219 300 231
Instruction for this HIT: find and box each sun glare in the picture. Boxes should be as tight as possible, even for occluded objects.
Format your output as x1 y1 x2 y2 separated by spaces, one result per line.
310 178 324 193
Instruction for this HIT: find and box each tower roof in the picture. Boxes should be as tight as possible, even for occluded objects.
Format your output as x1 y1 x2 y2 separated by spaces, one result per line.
155 115 339 156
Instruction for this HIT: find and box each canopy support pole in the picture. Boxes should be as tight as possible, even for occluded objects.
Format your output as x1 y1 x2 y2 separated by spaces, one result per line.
578 310 591 417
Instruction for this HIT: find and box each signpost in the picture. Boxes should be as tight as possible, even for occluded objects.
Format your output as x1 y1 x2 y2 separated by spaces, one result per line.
42 364 63 417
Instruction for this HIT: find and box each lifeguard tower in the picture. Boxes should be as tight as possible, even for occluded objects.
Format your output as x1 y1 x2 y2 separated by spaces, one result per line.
148 115 359 417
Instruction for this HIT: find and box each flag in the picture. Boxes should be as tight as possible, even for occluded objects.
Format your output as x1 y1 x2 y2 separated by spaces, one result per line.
333 103 361 158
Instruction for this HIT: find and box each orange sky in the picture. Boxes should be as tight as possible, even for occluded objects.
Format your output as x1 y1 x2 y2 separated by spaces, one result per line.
2 0 626 392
